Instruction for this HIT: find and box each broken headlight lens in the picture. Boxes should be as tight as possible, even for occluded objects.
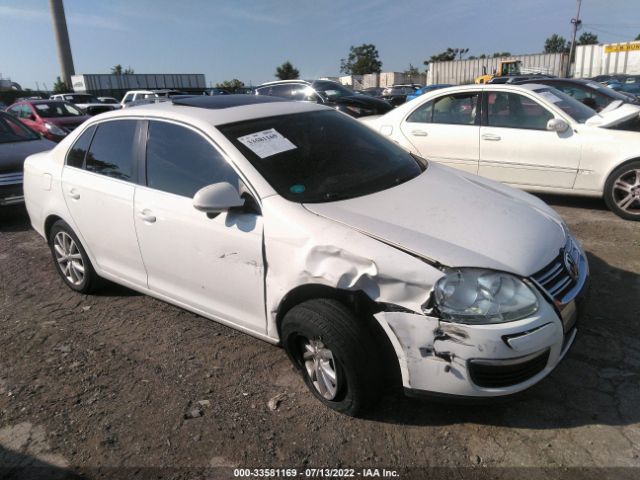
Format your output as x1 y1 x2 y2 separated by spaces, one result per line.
432 269 539 324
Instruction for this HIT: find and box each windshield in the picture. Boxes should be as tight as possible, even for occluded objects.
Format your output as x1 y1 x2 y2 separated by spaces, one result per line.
534 87 596 123
218 110 426 203
34 102 84 118
584 81 634 102
0 112 40 143
63 94 99 103
312 81 355 100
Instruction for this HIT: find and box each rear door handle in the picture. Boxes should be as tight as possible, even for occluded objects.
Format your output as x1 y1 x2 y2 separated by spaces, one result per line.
139 209 156 223
481 133 501 141
67 188 80 200
411 129 428 137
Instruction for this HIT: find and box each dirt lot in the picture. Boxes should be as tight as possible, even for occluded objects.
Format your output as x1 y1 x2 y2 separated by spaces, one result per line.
1 194 639 480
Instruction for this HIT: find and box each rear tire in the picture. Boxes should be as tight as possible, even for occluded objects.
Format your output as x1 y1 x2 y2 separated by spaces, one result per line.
604 160 640 221
48 220 101 293
281 299 386 416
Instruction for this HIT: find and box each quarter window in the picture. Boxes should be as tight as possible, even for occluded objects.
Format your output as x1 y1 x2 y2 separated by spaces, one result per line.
66 125 96 168
408 93 479 125
487 92 553 130
86 120 137 181
146 121 239 198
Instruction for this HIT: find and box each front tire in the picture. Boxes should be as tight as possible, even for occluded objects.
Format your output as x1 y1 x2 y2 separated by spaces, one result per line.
604 161 640 221
48 220 101 293
281 299 385 416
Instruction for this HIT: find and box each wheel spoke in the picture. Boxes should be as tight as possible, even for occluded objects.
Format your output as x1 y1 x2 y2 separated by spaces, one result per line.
617 193 636 210
54 244 65 257
614 179 633 193
319 361 336 383
72 261 85 274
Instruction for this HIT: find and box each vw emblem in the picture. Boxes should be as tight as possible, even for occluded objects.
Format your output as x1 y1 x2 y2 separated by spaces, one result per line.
563 249 579 281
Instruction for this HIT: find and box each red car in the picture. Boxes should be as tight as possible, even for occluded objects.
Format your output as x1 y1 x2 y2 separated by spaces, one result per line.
5 100 90 142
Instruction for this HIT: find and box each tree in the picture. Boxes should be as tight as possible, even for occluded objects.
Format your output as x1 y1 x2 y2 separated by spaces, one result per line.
111 64 134 75
635 33 640 41
423 48 469 69
275 61 300 80
340 44 382 75
544 34 569 53
216 79 245 92
403 64 420 82
52 76 68 93
492 51 512 57
578 32 599 45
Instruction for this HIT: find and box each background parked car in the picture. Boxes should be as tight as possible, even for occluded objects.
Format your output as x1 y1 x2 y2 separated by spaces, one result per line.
381 84 421 106
357 87 385 98
363 83 640 220
49 93 116 116
0 111 55 206
120 90 159 107
591 74 628 84
607 81 640 99
488 74 555 84
203 88 231 96
406 84 452 102
513 78 640 110
256 80 392 117
6 100 90 142
97 97 120 105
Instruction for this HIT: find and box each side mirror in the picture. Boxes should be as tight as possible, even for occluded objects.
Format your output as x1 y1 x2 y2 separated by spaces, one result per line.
546 118 569 133
193 182 244 215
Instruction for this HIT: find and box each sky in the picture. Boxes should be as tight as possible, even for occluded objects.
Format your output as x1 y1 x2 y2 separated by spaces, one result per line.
1 0 640 90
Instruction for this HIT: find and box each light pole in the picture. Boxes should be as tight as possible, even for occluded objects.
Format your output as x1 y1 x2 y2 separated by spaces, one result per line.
49 0 75 89
567 0 582 78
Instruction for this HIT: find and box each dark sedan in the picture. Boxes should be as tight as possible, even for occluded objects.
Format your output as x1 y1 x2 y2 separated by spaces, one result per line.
255 80 392 117
0 111 55 206
513 78 640 111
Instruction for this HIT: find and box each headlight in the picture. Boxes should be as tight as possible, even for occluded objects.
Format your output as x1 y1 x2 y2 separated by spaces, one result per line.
432 268 539 324
44 122 66 136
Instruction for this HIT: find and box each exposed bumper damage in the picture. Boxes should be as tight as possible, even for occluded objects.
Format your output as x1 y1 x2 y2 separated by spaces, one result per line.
374 294 573 397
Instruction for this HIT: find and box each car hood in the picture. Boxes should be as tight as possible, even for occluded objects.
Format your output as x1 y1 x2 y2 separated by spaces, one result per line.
334 95 391 109
303 163 565 277
585 102 640 127
47 115 91 127
0 138 56 173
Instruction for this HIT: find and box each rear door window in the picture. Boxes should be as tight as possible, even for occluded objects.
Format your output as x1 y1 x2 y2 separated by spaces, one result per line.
66 126 96 168
86 120 137 181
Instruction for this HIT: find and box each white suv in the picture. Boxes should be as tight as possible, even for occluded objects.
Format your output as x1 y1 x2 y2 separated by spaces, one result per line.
120 90 159 107
23 95 589 415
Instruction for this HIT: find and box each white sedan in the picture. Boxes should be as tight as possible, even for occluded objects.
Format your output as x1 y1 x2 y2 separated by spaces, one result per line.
24 95 589 415
362 84 640 220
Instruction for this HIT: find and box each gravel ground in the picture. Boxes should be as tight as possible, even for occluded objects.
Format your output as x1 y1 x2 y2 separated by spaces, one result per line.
1 194 639 480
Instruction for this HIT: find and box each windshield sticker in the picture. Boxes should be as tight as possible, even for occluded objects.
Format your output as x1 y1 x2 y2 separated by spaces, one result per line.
35 104 50 110
237 128 297 159
289 184 306 194
538 91 562 104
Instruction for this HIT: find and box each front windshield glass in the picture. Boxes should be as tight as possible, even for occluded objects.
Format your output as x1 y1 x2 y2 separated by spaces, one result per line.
534 87 596 123
64 94 99 103
0 112 39 143
218 110 426 203
312 81 355 100
34 102 83 118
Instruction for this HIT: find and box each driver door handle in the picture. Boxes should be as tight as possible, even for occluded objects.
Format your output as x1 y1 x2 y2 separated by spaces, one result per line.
67 188 80 200
411 129 428 137
481 133 501 141
139 209 156 223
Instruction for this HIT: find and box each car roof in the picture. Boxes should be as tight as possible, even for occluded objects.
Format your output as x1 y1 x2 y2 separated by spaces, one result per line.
258 79 312 87
87 94 329 127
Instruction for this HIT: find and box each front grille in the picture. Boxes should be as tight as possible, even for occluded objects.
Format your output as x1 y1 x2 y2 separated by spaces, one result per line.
0 172 23 186
532 241 580 301
468 349 550 388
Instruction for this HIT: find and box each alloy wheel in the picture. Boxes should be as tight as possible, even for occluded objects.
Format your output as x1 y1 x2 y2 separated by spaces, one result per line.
302 338 338 400
613 168 640 216
53 231 85 286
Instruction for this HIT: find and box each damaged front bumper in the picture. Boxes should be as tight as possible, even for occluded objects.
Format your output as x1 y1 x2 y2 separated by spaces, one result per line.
374 255 590 399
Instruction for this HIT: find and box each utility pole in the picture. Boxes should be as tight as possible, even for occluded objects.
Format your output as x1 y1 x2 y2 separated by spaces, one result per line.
567 0 582 77
49 0 75 89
